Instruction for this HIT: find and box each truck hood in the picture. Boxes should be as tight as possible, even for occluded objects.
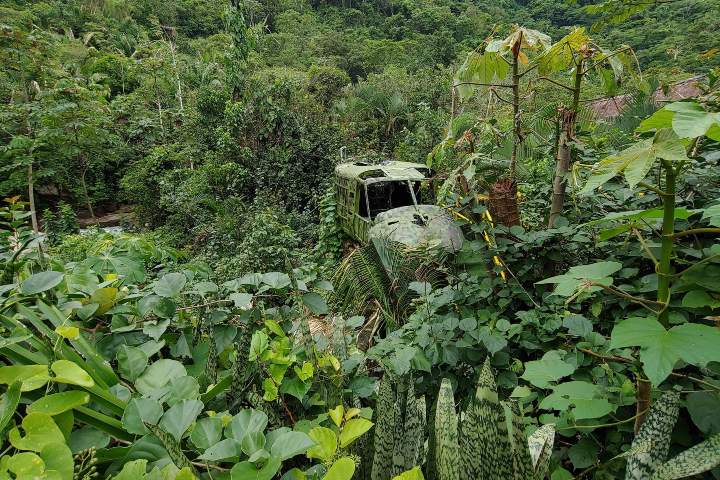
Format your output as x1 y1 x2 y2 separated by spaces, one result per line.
368 205 464 252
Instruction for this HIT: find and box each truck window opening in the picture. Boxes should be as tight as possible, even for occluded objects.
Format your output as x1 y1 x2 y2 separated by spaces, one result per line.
359 181 419 219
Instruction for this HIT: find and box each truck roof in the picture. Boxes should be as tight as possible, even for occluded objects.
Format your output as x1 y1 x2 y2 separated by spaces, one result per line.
334 161 432 182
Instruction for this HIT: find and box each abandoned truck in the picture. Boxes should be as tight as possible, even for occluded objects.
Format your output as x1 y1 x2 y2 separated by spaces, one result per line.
334 160 464 251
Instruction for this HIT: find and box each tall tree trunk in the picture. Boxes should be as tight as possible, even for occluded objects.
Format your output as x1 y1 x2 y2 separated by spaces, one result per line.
27 163 39 233
657 159 676 327
548 108 575 228
80 162 97 224
509 36 521 179
490 33 522 227
548 60 584 227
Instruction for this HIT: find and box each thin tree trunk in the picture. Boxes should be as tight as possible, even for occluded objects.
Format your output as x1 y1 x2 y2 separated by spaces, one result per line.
80 162 97 224
548 108 574 228
510 39 521 179
634 377 651 433
27 163 39 233
548 57 584 227
168 39 184 113
657 160 676 327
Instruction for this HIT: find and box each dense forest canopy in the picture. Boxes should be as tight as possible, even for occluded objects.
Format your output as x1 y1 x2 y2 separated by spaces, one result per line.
1 0 720 479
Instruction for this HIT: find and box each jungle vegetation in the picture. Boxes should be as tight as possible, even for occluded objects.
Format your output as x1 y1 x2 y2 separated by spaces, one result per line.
1 0 720 479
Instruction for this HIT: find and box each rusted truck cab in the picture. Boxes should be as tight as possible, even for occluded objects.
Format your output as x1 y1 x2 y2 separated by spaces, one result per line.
334 160 463 251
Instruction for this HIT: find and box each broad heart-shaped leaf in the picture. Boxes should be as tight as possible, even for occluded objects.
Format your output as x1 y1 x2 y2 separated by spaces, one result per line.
536 261 622 297
307 426 338 462
153 272 187 298
241 430 267 457
9 412 65 451
0 365 50 391
322 456 356 480
69 425 110 453
6 452 46 477
40 442 74 480
538 381 614 420
639 102 720 139
191 416 224 449
159 399 204 442
122 398 163 435
270 431 315 460
230 456 281 480
666 101 720 139
521 351 576 388
261 272 291 290
226 409 269 441
51 360 94 387
117 345 149 382
581 129 687 194
166 376 200 406
21 271 64 294
198 438 240 461
28 391 90 415
249 331 269 361
338 418 373 448
302 292 328 315
537 27 588 75
611 317 720 385
135 359 187 396
682 290 720 309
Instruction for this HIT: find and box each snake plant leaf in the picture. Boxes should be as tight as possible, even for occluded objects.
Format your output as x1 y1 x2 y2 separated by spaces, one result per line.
650 433 720 480
625 390 680 480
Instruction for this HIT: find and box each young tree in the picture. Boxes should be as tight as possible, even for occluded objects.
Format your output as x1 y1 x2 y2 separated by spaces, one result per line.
452 26 551 225
537 28 635 227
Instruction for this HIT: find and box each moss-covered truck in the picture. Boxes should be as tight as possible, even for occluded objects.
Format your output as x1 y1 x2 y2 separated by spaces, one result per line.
334 160 463 251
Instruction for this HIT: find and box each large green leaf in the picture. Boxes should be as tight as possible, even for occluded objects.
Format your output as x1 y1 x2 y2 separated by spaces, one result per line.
269 431 315 460
581 129 687 194
135 359 187 396
638 101 720 139
322 457 356 480
538 381 614 420
454 50 510 101
537 27 588 75
28 391 90 415
521 351 576 388
198 438 240 461
122 398 163 435
306 427 337 462
153 272 187 298
666 102 720 139
117 345 149 382
227 409 269 441
0 365 49 392
51 360 94 388
21 271 64 295
338 418 373 448
159 399 204 442
230 456 281 480
8 413 65 452
302 292 328 315
190 416 223 450
40 442 74 480
611 317 720 385
537 261 622 297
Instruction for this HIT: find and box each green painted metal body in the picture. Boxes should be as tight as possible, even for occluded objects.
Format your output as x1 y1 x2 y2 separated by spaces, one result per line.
334 161 463 251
